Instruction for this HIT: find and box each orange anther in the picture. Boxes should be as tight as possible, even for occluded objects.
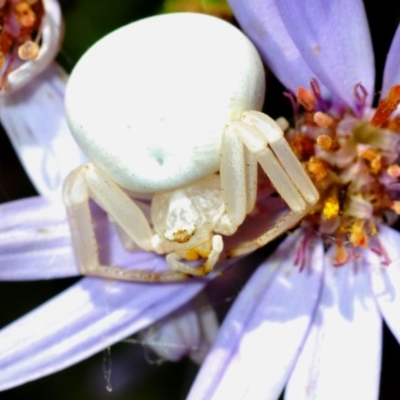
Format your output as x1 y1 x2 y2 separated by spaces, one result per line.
349 220 368 248
297 86 317 111
314 111 333 128
334 242 348 265
387 164 400 178
15 2 36 28
371 85 400 127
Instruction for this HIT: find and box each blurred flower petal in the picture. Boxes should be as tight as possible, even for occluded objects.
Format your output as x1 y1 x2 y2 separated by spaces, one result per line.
228 0 331 98
285 253 382 400
189 292 219 364
0 63 87 196
4 0 62 94
275 0 374 108
188 231 324 400
368 226 400 342
381 24 400 99
0 270 208 391
140 302 202 362
141 291 219 364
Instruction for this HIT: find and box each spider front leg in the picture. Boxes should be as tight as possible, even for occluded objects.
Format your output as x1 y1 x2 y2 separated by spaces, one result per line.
63 164 188 282
225 111 319 256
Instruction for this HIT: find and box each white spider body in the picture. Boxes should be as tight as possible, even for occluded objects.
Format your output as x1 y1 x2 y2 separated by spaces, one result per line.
65 13 264 193
63 13 319 281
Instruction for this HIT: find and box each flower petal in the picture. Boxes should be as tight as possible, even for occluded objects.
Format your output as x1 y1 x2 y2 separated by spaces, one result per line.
275 0 375 108
0 196 79 279
0 270 208 391
188 231 324 400
381 24 400 99
5 0 63 94
0 196 172 280
228 0 331 98
285 254 382 400
0 63 87 196
368 225 400 343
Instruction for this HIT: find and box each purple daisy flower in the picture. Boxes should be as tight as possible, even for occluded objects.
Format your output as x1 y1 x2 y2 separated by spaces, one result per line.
188 0 400 398
1 1 400 399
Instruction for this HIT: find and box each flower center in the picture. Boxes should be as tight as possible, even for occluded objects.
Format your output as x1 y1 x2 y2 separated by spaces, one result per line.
288 81 400 265
0 0 44 89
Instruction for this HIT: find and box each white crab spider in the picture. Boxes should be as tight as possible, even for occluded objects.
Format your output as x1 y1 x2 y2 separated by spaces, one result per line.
63 12 319 282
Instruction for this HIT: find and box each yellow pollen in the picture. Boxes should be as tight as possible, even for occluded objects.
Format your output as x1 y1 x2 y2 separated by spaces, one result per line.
323 194 339 219
314 112 334 128
349 220 368 248
18 40 39 60
307 156 328 181
316 134 333 151
0 51 4 69
387 164 400 178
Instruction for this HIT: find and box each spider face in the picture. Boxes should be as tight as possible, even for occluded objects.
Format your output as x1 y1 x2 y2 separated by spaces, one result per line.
63 13 318 282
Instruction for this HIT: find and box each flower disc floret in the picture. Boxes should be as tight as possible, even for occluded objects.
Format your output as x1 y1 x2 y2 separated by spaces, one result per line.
0 0 62 94
290 82 400 265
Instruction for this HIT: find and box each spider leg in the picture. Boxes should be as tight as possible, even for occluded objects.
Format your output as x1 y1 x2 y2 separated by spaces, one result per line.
220 121 258 232
227 111 319 256
63 163 188 281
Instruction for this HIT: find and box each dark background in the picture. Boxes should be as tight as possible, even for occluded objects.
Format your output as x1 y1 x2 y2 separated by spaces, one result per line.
1 0 400 398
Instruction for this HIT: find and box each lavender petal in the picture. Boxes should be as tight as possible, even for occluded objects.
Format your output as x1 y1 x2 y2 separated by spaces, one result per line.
188 230 324 400
228 0 332 98
381 24 400 99
285 250 381 400
0 271 208 391
275 0 374 109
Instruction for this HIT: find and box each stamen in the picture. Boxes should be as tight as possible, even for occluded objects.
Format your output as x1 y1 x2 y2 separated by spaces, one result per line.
289 135 315 161
387 115 400 132
15 1 37 28
360 148 382 174
314 112 333 128
387 164 400 178
307 156 328 181
354 83 368 114
349 220 368 248
297 86 317 111
316 134 333 151
322 192 339 219
333 241 348 266
284 81 400 269
18 40 39 60
371 85 400 127
310 78 328 111
390 201 400 214
283 91 300 116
